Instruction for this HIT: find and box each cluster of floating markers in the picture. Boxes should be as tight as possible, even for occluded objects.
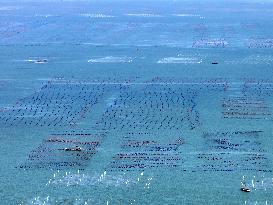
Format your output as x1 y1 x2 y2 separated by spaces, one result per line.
222 96 271 120
203 131 265 153
0 79 105 127
107 136 184 172
197 131 271 172
0 77 138 128
96 84 200 131
18 131 106 170
246 38 273 48
146 77 229 91
7 77 272 175
192 38 228 48
222 79 273 119
96 77 228 132
0 22 27 39
242 79 273 97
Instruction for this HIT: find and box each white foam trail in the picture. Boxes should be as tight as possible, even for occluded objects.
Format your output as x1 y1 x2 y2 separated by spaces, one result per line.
25 196 52 205
79 13 115 18
172 14 201 17
34 14 59 18
125 13 163 17
23 59 48 64
88 56 133 63
48 172 137 187
225 55 273 65
157 57 202 64
0 6 19 11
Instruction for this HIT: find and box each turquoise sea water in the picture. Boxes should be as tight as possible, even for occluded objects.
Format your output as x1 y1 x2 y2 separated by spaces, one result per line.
1 0 273 204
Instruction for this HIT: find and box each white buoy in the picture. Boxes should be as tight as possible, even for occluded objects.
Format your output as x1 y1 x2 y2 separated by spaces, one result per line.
252 176 256 188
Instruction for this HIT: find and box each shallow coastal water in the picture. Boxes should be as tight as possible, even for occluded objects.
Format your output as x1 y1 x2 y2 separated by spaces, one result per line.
1 0 273 204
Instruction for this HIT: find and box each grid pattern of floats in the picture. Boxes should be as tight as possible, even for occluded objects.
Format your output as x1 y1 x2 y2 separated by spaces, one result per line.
0 77 272 174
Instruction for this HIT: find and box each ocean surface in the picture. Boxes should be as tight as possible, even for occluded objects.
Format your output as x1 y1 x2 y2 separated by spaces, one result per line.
1 0 273 204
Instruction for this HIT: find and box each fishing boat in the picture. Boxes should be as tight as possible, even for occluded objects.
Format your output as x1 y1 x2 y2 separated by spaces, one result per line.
64 146 82 151
241 187 251 192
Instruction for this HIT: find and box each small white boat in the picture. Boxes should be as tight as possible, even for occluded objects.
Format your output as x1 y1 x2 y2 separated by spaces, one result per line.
64 146 82 152
241 187 251 192
35 59 48 64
